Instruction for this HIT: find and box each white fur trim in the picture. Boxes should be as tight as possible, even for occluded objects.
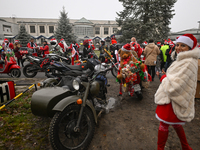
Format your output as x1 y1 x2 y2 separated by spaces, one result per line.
155 114 185 125
122 46 131 52
176 36 194 48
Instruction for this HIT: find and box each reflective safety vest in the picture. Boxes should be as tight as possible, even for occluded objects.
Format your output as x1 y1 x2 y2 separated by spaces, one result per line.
160 45 169 62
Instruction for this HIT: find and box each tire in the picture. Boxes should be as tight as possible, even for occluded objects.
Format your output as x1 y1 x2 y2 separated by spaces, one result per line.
63 57 71 65
10 69 21 78
111 65 118 78
49 105 95 150
135 91 143 101
23 64 38 78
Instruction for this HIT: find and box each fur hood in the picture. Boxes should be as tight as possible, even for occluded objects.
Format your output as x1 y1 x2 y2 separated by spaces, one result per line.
171 47 200 61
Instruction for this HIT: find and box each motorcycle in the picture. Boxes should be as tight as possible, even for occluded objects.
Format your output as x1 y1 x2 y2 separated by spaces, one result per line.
31 59 111 150
23 52 70 78
99 49 119 78
0 49 21 78
75 47 99 64
39 57 102 88
39 58 98 87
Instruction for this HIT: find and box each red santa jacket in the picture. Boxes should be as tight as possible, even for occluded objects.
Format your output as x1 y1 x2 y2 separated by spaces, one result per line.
27 42 37 49
89 45 95 50
27 42 38 53
69 43 79 51
58 42 65 52
131 42 142 57
2 42 14 50
39 45 49 57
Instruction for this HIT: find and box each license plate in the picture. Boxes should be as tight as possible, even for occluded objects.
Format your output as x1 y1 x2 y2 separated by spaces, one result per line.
133 84 141 92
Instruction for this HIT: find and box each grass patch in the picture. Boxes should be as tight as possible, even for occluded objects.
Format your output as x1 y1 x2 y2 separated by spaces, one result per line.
0 89 51 150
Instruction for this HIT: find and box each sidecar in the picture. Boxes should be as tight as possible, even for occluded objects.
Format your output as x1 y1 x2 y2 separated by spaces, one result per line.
31 87 74 117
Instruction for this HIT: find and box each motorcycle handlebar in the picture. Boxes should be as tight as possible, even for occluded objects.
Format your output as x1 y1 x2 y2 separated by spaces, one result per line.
90 67 112 82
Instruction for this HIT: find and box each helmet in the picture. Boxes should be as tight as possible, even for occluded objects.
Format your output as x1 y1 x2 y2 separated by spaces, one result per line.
50 38 58 48
83 39 89 46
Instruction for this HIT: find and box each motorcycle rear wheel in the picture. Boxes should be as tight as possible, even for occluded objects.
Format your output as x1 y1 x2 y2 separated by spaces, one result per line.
23 64 38 78
49 105 95 150
63 57 71 65
10 68 21 78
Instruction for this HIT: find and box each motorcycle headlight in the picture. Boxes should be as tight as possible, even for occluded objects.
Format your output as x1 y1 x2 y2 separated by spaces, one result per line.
72 79 80 90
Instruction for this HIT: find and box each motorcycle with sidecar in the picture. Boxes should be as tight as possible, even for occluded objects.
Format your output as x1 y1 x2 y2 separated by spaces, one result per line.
31 58 112 150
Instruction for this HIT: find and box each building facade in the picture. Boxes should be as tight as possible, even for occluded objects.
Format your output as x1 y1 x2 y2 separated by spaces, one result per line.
168 28 200 43
0 17 121 45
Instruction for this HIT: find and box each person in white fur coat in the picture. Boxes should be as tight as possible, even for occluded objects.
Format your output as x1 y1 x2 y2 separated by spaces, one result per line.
155 34 200 150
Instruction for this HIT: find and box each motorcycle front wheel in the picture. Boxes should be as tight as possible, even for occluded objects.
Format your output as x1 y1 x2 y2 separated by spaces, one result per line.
49 105 95 150
111 65 118 78
23 64 38 78
135 91 143 101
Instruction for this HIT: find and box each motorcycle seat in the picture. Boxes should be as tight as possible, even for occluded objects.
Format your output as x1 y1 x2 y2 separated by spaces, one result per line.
0 60 5 64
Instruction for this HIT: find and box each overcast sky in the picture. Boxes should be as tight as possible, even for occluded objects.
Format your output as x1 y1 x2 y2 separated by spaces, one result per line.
1 0 200 32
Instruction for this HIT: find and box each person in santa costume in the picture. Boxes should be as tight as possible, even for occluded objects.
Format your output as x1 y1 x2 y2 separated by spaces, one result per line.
110 39 118 63
88 39 95 51
155 34 199 150
50 38 63 54
58 38 69 53
36 41 49 58
130 37 142 58
1 38 14 60
27 38 38 57
69 41 80 65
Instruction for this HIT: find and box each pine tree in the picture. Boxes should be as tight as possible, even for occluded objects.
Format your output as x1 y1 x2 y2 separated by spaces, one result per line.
54 7 75 44
16 25 31 47
116 0 176 43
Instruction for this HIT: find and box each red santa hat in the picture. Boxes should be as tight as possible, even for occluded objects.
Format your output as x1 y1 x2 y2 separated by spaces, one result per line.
60 38 64 42
88 39 93 43
122 43 132 52
111 39 117 45
157 42 161 45
142 41 148 45
176 34 197 50
14 40 19 43
51 38 57 42
4 38 9 42
164 39 168 44
169 41 174 46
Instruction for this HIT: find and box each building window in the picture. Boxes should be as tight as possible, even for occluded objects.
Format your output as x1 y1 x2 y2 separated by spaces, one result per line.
104 27 109 35
49 26 54 33
30 26 35 33
3 25 12 32
40 26 45 33
74 25 93 37
95 27 100 34
113 28 117 33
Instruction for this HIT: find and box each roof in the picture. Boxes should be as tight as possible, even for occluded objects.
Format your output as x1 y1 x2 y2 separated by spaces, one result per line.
74 17 93 24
